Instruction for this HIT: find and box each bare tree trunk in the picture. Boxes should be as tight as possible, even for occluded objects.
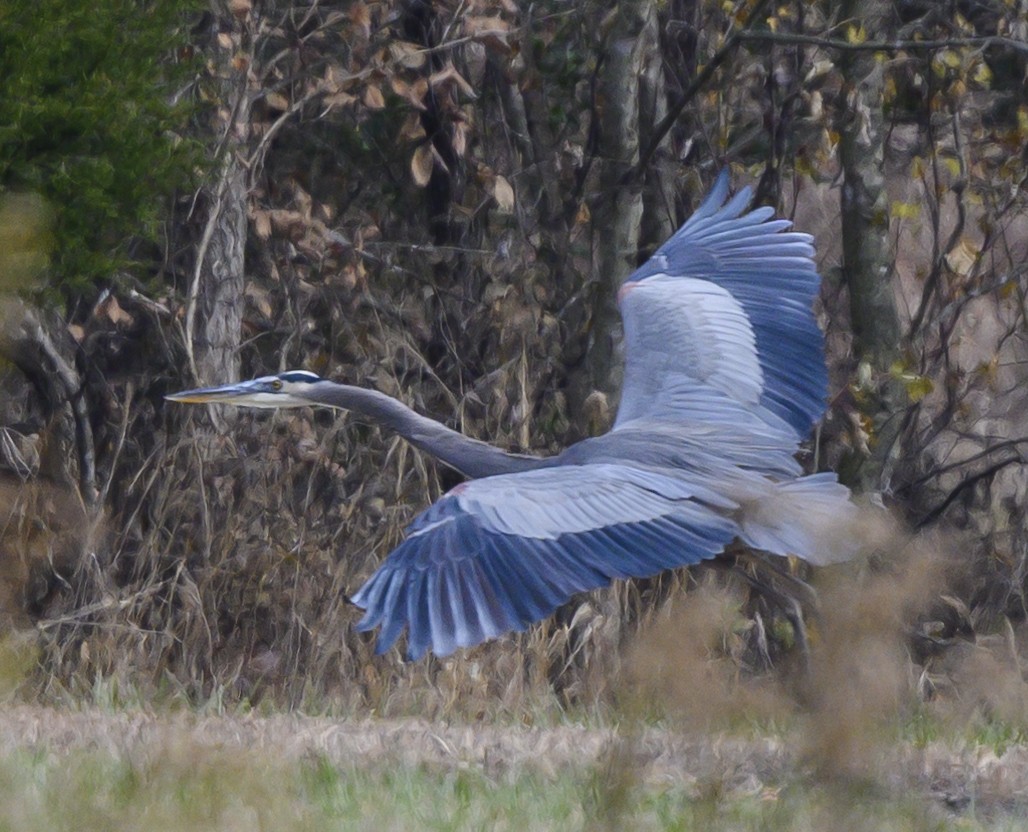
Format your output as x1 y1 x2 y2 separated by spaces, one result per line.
834 0 904 491
184 2 253 398
836 0 900 364
587 2 655 411
0 301 97 506
637 3 675 255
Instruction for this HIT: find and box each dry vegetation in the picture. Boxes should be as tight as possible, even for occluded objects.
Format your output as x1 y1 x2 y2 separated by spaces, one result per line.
2 0 1028 826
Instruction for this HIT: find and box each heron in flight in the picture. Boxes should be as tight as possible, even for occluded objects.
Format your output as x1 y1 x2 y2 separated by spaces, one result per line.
168 174 856 660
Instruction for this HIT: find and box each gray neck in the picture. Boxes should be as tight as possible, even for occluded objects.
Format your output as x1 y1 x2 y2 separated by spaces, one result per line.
309 381 551 479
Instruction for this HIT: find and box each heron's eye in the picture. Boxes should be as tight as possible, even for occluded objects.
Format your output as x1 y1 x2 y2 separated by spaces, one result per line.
272 380 283 391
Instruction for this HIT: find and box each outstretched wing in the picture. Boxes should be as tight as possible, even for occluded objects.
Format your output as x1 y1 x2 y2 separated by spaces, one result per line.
615 173 827 441
350 464 739 659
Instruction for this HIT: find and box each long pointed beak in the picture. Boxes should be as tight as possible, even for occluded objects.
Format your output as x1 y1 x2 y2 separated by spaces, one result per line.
165 381 257 404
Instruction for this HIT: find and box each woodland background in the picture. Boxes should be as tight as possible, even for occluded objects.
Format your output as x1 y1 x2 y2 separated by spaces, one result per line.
0 0 1027 722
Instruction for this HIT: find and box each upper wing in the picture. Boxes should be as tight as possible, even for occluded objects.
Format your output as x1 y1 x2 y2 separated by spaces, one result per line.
615 173 827 441
349 463 739 659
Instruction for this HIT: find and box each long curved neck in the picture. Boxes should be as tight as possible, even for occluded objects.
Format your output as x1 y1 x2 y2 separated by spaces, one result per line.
308 381 551 478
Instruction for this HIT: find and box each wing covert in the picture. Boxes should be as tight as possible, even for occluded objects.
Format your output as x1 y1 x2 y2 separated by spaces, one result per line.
350 464 739 659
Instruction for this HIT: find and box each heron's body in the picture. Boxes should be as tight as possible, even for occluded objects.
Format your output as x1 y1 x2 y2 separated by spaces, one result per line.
168 174 857 660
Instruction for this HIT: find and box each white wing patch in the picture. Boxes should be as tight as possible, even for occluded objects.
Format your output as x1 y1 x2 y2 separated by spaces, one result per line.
616 274 763 425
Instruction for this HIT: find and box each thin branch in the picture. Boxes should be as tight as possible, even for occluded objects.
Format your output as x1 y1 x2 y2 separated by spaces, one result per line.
183 156 231 382
736 31 1028 55
900 438 1028 489
0 301 98 506
915 457 1022 529
630 0 775 179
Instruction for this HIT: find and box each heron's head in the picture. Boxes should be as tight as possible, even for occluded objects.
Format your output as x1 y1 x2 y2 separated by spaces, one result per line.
166 370 323 409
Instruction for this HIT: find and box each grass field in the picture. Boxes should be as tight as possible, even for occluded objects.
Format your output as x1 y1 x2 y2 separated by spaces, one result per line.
1 705 1027 831
2 559 1028 830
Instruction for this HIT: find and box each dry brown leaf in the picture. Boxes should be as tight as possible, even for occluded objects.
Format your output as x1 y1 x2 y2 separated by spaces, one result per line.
389 41 426 70
491 175 515 213
267 209 307 239
464 16 513 54
410 78 429 107
227 0 252 18
252 210 272 240
216 32 235 50
348 1 371 36
244 284 273 319
96 294 134 327
464 16 510 35
430 64 476 98
411 144 434 187
324 91 357 110
67 324 85 343
264 91 289 112
363 85 385 110
398 113 426 142
392 77 428 110
945 237 980 277
452 121 469 158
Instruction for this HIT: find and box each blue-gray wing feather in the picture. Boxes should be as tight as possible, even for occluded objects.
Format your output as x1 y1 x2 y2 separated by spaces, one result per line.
350 465 739 659
619 170 827 439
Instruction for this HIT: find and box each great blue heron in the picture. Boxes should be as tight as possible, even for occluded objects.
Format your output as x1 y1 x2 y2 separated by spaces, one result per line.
168 174 857 660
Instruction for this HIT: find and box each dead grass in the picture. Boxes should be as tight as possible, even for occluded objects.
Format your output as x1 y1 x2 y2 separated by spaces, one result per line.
2 477 1028 828
0 704 1028 830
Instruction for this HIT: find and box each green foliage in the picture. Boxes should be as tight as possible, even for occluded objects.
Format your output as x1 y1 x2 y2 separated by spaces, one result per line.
0 0 201 302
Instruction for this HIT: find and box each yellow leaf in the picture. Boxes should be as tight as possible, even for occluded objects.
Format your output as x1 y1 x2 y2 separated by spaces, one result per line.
905 375 934 403
410 144 434 187
890 201 920 220
846 25 867 45
888 362 934 403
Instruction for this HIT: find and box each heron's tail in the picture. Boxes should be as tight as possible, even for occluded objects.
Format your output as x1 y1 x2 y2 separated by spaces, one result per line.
739 473 861 565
